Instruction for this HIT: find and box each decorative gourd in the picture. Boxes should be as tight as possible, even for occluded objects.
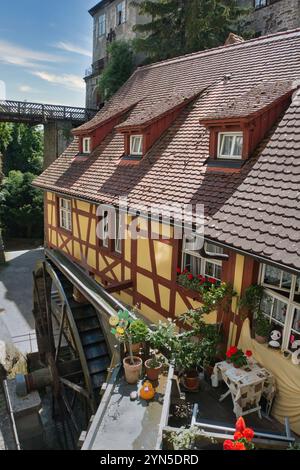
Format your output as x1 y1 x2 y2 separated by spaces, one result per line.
139 381 155 401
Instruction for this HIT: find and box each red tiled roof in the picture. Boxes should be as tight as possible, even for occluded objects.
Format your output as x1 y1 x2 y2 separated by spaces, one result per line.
34 29 300 271
73 97 142 134
202 80 296 121
115 88 208 130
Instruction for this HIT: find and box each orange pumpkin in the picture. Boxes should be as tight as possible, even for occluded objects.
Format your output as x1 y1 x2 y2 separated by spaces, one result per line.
139 381 155 401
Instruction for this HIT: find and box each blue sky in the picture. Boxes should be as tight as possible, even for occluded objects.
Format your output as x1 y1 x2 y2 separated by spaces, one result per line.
0 0 97 107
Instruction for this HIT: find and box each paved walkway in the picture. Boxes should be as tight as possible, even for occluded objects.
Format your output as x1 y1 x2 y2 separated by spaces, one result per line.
0 249 43 354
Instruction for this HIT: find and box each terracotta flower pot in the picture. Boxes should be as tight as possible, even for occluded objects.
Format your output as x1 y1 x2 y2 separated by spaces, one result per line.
145 359 162 382
255 333 268 344
123 356 143 384
130 342 143 354
184 370 200 391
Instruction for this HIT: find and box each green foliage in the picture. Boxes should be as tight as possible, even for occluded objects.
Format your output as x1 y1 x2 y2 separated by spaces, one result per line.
0 123 12 155
148 318 178 354
0 171 44 238
3 124 43 175
172 338 202 371
239 284 264 314
255 312 271 338
132 0 250 62
129 319 148 343
98 41 134 100
169 426 199 450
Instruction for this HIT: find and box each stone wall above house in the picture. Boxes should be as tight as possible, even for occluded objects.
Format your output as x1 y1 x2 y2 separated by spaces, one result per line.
239 0 300 36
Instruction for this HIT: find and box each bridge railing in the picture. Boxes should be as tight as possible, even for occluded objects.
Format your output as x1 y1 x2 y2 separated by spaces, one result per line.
0 100 97 123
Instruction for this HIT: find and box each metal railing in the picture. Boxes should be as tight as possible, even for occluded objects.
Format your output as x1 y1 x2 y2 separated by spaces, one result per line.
0 100 97 123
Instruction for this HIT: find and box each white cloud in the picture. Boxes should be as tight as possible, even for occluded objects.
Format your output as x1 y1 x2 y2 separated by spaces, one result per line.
0 40 65 69
19 85 33 92
32 71 85 91
55 41 92 58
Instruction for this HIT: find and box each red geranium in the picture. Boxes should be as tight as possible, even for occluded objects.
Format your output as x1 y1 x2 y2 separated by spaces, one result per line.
188 274 194 280
243 428 255 441
234 442 246 451
223 440 235 451
176 267 181 274
234 431 243 441
245 350 253 358
208 277 217 284
183 269 188 274
235 417 246 433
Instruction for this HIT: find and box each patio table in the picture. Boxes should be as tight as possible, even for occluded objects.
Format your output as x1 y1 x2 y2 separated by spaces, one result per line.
212 360 276 419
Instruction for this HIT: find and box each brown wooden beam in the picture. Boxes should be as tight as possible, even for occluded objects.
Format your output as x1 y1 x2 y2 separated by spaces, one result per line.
105 280 133 294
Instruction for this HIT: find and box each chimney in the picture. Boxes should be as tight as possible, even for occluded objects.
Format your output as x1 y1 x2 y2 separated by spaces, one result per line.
224 33 245 46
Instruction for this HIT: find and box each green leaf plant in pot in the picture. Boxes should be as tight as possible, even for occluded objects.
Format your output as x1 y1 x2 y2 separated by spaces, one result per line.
254 311 271 344
172 338 202 391
144 352 164 382
128 319 148 354
110 310 143 384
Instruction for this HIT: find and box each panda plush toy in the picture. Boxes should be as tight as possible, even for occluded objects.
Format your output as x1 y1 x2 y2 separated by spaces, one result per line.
268 330 282 349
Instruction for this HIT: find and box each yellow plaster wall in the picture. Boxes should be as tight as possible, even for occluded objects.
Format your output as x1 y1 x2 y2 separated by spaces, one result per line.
153 241 172 281
137 273 156 303
137 239 152 271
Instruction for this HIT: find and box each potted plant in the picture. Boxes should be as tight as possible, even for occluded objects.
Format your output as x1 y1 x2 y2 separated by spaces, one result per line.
109 310 143 384
226 346 249 369
128 319 148 354
173 339 202 391
254 312 271 343
144 352 164 381
148 318 178 359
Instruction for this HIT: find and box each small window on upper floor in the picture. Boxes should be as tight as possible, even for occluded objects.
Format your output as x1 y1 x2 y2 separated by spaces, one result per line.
254 0 267 9
82 137 91 154
218 132 243 160
59 198 72 232
98 14 106 36
130 135 143 156
116 1 126 26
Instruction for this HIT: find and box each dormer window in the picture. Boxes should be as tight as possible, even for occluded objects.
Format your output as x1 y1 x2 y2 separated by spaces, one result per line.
82 137 91 154
130 135 143 156
218 132 243 159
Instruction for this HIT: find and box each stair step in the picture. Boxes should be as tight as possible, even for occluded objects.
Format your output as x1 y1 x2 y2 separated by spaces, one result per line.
76 317 100 333
80 330 105 346
84 342 108 360
91 372 107 389
87 356 110 375
72 307 97 321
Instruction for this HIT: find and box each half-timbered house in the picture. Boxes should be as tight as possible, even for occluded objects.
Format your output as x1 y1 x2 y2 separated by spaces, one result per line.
34 29 300 434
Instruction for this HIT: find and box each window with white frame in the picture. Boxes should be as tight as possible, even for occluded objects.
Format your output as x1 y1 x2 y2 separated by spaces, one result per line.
115 210 122 254
260 263 300 351
182 237 223 281
130 135 143 156
255 0 267 9
98 14 106 36
116 1 126 26
82 137 91 154
218 132 243 159
102 210 109 248
59 198 72 232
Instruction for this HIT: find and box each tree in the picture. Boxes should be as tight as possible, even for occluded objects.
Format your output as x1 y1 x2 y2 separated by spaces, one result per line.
0 171 44 239
132 0 249 62
0 123 12 155
3 124 43 176
98 40 134 100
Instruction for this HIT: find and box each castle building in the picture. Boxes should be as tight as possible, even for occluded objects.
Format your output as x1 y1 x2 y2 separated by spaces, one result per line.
84 0 149 109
